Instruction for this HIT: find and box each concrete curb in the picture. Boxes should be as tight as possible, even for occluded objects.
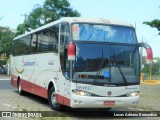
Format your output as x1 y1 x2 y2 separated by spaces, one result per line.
0 77 11 80
141 80 160 85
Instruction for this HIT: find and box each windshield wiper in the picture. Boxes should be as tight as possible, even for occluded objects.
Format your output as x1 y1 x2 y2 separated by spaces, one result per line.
112 52 128 85
92 57 105 84
114 63 128 85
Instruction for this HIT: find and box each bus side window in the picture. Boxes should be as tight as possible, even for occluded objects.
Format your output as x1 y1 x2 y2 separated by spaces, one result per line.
51 25 59 53
22 35 31 54
13 40 18 55
31 34 38 53
37 25 59 53
15 39 25 55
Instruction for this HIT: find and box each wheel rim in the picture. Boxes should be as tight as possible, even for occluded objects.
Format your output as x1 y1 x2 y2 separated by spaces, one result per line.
51 92 57 105
18 82 21 92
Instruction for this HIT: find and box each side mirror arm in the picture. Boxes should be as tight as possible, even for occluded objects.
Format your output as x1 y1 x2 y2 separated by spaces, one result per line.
138 42 153 64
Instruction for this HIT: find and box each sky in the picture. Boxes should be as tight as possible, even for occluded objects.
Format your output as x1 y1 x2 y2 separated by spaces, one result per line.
0 0 160 57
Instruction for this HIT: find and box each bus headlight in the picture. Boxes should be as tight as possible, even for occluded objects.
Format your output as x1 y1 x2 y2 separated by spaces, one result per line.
72 90 92 96
127 91 139 97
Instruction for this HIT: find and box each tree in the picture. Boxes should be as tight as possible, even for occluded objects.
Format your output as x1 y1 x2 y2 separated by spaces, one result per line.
16 0 80 36
143 19 160 33
0 26 15 65
16 22 29 36
43 0 80 24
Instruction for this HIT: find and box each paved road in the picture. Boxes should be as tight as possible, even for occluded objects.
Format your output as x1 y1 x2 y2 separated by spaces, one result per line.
0 80 159 120
0 80 14 90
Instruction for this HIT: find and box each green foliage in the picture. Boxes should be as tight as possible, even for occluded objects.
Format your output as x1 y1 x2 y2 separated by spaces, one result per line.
16 0 81 36
16 22 29 36
27 7 43 29
143 19 160 31
0 26 15 65
142 57 160 76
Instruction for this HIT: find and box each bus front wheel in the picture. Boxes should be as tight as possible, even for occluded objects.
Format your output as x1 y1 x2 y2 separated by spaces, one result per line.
48 86 62 111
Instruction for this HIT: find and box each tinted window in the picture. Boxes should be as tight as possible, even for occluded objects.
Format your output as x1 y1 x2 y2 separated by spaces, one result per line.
13 25 60 55
60 23 70 73
73 43 140 85
72 24 137 44
38 25 59 52
22 35 31 54
13 35 31 56
31 34 38 53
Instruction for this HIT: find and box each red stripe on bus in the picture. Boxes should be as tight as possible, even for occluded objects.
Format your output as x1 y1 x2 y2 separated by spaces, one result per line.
11 75 48 99
11 75 71 107
56 94 70 107
63 96 71 106
11 75 18 88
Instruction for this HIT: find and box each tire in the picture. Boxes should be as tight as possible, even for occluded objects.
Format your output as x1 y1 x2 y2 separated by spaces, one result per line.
48 86 62 111
106 108 111 111
18 80 24 95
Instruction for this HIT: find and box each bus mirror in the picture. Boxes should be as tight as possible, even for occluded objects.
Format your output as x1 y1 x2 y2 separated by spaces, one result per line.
146 48 153 64
138 42 153 64
68 42 76 61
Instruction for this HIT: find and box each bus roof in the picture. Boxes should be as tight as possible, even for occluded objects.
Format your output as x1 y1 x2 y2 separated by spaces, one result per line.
13 17 134 40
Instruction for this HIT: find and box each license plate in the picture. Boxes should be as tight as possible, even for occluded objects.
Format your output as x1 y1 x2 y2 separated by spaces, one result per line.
104 101 115 106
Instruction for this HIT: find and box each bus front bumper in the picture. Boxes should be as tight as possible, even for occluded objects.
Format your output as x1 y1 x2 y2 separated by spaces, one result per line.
70 95 139 108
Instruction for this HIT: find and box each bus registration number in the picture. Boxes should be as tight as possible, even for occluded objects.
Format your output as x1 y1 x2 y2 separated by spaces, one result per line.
76 85 92 91
104 101 115 106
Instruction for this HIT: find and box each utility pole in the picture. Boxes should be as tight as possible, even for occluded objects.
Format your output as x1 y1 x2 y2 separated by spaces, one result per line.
150 65 152 80
34 4 40 9
20 14 28 21
141 36 144 70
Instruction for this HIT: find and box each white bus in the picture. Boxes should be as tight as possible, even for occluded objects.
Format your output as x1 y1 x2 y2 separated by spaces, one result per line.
11 17 153 110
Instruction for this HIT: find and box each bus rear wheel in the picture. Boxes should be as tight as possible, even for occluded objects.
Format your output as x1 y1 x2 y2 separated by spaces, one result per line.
48 86 62 111
18 80 24 95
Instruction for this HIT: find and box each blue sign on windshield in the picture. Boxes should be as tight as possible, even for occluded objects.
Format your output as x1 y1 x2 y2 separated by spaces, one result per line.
104 70 110 78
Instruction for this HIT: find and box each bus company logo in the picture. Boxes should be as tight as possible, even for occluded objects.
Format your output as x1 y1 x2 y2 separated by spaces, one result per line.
23 58 38 66
107 91 112 96
24 61 38 66
14 58 24 74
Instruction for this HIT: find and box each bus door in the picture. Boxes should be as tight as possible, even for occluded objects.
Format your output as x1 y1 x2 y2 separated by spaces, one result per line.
60 22 71 104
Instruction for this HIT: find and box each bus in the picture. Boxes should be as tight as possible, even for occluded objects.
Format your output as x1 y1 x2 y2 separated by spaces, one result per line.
11 17 153 110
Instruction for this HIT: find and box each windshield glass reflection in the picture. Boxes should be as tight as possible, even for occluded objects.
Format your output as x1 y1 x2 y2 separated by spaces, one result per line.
72 24 137 44
73 43 140 86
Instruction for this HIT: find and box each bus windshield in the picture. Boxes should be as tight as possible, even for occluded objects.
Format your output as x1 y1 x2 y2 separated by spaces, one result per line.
73 43 140 86
72 24 137 44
